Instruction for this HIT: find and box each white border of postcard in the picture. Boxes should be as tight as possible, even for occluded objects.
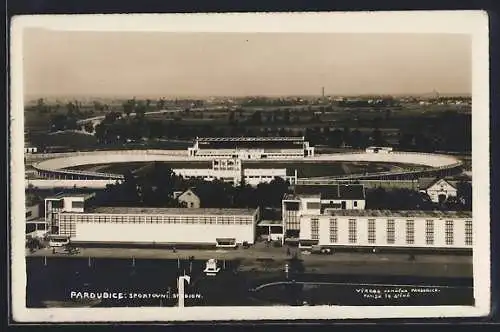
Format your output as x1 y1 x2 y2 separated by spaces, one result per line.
10 11 490 322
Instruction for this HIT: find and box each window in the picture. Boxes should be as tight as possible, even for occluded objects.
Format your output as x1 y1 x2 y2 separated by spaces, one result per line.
329 218 338 243
406 220 415 245
368 219 376 244
387 220 395 244
445 220 454 245
465 220 473 246
51 200 63 209
311 218 319 240
71 201 84 209
348 219 357 243
306 202 321 210
354 201 358 208
26 211 32 218
426 220 434 245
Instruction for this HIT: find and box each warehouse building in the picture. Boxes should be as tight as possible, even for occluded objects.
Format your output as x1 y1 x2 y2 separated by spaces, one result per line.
187 136 315 159
47 196 260 247
297 209 472 250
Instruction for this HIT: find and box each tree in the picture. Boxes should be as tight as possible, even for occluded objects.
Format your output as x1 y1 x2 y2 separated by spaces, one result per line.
250 111 262 125
93 101 104 112
49 114 69 132
329 129 343 148
350 129 363 148
157 98 166 110
103 111 121 124
342 127 351 147
372 128 385 146
456 181 472 210
94 123 108 144
385 109 392 121
84 122 95 133
123 99 135 117
135 102 147 119
228 111 236 125
398 131 414 150
283 109 291 124
36 98 47 113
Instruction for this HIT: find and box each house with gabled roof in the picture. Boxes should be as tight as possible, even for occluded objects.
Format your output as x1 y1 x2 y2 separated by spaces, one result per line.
176 187 216 209
418 178 458 203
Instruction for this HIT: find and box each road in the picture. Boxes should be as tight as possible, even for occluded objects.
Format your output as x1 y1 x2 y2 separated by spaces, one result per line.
28 246 472 278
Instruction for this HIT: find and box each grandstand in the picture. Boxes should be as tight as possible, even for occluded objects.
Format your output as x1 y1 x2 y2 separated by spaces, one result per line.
188 137 315 159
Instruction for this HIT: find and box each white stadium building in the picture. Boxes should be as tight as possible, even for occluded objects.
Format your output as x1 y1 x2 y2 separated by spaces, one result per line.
187 136 315 159
172 158 297 186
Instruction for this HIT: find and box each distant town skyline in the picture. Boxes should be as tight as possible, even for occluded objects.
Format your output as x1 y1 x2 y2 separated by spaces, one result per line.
23 30 472 99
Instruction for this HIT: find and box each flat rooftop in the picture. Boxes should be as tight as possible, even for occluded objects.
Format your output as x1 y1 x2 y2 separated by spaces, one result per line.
197 137 305 142
307 209 472 219
45 193 96 200
257 219 283 226
88 206 258 216
291 184 366 200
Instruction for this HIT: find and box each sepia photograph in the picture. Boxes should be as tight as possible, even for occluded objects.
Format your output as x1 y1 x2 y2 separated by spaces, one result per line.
10 12 490 322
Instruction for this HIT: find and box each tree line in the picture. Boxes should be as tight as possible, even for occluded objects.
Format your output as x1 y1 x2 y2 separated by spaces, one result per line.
365 182 472 211
98 162 292 210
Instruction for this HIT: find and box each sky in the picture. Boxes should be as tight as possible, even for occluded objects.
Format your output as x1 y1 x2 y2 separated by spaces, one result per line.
22 29 472 98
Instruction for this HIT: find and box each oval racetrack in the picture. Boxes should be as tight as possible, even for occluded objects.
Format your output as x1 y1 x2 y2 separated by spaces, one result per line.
30 149 463 182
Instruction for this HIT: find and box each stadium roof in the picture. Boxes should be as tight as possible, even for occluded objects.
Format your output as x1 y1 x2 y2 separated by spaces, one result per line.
85 207 258 216
197 137 305 142
293 184 366 200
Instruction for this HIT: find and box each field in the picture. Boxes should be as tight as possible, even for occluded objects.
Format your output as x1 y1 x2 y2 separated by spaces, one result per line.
63 160 413 178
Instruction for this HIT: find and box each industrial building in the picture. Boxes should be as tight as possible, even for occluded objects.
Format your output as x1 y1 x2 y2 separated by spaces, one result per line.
297 209 472 250
45 194 260 247
187 136 315 159
173 158 297 186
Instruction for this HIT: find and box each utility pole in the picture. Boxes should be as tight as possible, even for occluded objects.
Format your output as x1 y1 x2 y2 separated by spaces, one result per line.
177 274 191 308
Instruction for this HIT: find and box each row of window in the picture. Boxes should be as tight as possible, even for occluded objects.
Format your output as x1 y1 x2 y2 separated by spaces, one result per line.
311 218 319 240
245 175 283 179
59 215 254 225
326 219 473 246
306 201 357 209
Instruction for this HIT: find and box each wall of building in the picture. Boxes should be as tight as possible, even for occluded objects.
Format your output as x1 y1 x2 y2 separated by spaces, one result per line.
57 212 257 244
25 204 40 221
299 215 472 249
426 183 458 203
72 222 255 244
26 179 117 189
243 168 288 186
177 191 201 208
173 166 293 187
